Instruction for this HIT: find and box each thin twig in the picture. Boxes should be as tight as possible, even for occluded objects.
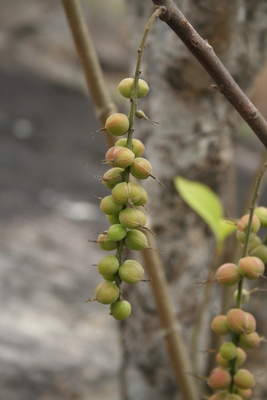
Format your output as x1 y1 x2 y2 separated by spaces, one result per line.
152 0 267 148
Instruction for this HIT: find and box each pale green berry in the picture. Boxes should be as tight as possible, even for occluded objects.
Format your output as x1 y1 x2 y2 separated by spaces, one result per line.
118 77 149 99
215 263 241 286
105 113 129 136
112 182 143 205
94 281 119 304
107 224 127 241
234 289 250 304
102 167 124 189
219 342 237 360
234 369 255 390
97 255 119 275
105 146 135 168
100 195 123 215
115 138 145 157
124 229 148 251
118 260 144 284
110 300 132 320
97 233 118 251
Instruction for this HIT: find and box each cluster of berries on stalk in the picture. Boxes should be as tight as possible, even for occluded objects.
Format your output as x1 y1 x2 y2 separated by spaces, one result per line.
88 77 157 321
207 207 267 399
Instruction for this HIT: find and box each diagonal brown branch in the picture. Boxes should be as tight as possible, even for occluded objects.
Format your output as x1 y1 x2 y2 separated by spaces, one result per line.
152 0 267 149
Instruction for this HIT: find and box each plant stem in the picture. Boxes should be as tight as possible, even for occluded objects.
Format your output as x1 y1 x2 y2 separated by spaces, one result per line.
61 0 117 148
152 0 267 148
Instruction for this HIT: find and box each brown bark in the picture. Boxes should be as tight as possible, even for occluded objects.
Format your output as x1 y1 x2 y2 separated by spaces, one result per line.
121 1 267 399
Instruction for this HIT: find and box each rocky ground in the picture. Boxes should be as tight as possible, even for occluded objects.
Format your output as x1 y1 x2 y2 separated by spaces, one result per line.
1 1 267 400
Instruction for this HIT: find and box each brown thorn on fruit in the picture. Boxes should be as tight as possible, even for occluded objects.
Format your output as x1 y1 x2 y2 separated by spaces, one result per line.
149 172 165 186
84 168 103 181
90 127 106 139
141 225 156 236
193 277 214 285
90 193 102 201
146 246 163 254
85 297 96 303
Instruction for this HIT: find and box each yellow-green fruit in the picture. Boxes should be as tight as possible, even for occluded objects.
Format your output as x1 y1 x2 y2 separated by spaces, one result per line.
254 206 267 227
105 113 129 136
234 289 250 304
112 182 143 205
250 244 267 263
237 214 261 233
216 353 230 368
97 255 120 275
234 369 255 390
215 263 241 286
236 347 247 367
237 256 265 279
134 187 148 206
115 138 145 157
102 273 117 282
97 233 118 251
219 342 237 360
105 146 135 168
110 300 132 320
207 367 231 390
118 259 144 284
102 167 124 189
118 77 149 99
107 224 127 241
119 208 146 229
236 230 256 244
236 388 252 399
239 331 261 349
130 157 152 180
100 195 123 215
124 229 148 251
106 214 120 225
226 309 256 334
94 281 119 304
211 315 231 335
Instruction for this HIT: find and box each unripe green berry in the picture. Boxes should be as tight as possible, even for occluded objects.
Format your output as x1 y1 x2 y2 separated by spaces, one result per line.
234 369 255 390
236 347 247 367
105 146 135 168
216 352 230 368
211 315 231 335
239 331 261 349
110 300 132 320
236 230 256 244
97 233 118 251
250 244 267 263
97 255 120 275
130 157 152 180
237 214 261 234
106 214 120 225
119 208 146 229
207 368 231 390
107 224 127 241
118 77 149 99
118 259 144 284
254 206 267 227
134 187 148 206
112 182 143 205
219 342 237 360
226 309 256 334
115 138 145 157
102 273 117 282
234 289 250 304
105 113 129 136
215 263 241 286
100 195 123 215
237 256 265 280
236 388 252 400
102 167 124 189
94 281 119 304
124 229 148 251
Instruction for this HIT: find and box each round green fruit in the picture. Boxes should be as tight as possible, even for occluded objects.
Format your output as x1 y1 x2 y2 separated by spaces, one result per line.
94 281 119 304
118 77 149 99
119 208 146 229
105 146 135 168
105 113 129 136
107 224 127 241
215 263 241 286
112 182 143 205
124 229 148 251
115 138 145 157
219 342 237 361
97 255 119 275
234 369 255 390
102 167 124 189
97 233 118 251
118 259 144 284
110 300 132 320
100 195 123 215
237 256 265 280
130 157 152 180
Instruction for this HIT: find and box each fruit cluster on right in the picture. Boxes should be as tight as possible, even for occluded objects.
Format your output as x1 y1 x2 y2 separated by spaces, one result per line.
207 207 267 399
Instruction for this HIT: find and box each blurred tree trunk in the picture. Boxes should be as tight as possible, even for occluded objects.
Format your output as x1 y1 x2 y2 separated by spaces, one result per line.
121 1 267 399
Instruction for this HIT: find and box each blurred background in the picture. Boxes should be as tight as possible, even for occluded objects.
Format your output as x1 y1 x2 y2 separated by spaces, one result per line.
1 1 267 400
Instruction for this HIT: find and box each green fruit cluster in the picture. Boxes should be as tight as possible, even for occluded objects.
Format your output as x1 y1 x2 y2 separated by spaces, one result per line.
208 209 267 398
89 77 156 321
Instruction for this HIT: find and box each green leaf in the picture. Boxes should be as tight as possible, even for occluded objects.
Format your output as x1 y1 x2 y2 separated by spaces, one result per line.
218 219 237 244
174 176 223 242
